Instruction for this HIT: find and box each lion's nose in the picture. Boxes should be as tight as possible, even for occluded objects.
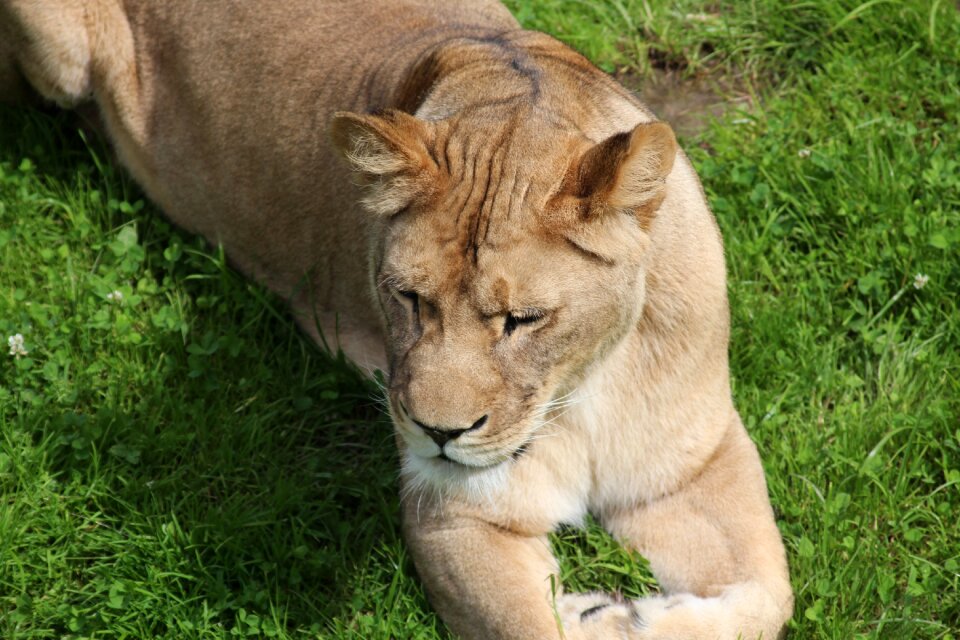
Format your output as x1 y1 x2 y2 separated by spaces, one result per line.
414 415 488 447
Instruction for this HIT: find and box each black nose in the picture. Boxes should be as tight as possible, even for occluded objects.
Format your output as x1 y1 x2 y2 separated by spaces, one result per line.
414 415 488 447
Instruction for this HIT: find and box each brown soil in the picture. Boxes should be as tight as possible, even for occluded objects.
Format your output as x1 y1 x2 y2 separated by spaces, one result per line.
618 69 753 139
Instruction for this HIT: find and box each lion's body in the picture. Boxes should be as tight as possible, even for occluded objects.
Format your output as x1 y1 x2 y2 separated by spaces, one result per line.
1 1 793 637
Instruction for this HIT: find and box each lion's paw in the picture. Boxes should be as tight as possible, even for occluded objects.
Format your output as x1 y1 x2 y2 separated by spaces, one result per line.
558 591 757 640
556 592 638 639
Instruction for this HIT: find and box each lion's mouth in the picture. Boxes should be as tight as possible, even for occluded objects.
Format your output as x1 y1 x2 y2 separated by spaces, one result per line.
429 450 504 468
390 397 537 468
425 438 529 468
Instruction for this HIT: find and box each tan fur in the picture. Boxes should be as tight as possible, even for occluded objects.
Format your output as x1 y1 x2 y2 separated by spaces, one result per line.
1 1 793 637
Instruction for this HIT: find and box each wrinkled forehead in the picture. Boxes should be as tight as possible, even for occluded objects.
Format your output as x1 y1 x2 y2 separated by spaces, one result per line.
382 210 573 311
377 115 592 303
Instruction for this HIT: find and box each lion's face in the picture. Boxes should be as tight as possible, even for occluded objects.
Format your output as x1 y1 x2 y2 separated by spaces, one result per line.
379 204 641 469
332 109 676 487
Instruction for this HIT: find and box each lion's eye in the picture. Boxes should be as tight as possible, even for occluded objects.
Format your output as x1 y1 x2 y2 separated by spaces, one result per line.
392 288 419 314
503 309 545 337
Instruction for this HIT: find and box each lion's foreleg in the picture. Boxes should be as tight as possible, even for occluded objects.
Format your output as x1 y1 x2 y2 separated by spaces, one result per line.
562 419 793 639
402 498 566 640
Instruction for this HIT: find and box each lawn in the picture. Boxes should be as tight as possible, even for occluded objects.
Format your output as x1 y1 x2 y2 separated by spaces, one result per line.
1 1 958 638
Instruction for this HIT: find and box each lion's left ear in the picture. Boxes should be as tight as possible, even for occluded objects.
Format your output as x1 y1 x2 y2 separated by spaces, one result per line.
330 109 437 216
570 121 677 227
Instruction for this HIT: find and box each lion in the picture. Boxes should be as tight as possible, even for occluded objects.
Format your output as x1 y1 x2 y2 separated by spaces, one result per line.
0 0 793 637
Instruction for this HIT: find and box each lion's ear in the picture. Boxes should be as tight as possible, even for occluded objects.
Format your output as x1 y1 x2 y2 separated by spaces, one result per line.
573 121 677 227
330 109 436 216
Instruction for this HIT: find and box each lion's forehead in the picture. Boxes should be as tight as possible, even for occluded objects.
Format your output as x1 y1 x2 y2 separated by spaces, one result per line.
381 119 585 310
425 115 576 237
385 217 570 313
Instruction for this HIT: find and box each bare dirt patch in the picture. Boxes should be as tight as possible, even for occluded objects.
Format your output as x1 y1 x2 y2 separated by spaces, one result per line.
619 69 753 139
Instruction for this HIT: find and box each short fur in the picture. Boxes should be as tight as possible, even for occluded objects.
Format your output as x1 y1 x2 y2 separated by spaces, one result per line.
1 1 793 637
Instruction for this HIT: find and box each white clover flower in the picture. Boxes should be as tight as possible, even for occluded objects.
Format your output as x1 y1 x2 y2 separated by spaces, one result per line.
106 290 124 303
798 149 812 158
7 333 27 359
913 273 929 290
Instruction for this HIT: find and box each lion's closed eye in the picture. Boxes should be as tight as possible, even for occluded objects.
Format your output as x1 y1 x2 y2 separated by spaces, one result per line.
391 287 419 313
503 309 547 337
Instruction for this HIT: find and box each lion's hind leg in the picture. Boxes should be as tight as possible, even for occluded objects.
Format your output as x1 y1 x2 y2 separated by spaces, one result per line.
0 0 95 106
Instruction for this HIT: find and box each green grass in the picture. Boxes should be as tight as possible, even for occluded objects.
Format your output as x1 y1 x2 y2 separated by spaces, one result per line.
2 1 959 638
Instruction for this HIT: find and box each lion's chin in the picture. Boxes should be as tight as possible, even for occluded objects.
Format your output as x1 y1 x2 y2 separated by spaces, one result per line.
401 450 513 502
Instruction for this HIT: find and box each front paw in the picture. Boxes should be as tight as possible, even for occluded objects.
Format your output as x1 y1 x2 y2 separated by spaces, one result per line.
556 592 638 639
561 591 779 640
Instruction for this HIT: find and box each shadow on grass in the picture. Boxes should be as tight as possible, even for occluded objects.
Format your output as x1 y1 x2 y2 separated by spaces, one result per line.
1 105 430 636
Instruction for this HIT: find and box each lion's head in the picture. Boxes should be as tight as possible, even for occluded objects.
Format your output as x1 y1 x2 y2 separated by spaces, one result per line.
332 105 675 494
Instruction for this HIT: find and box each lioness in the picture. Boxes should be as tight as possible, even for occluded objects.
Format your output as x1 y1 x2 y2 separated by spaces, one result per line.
1 0 793 637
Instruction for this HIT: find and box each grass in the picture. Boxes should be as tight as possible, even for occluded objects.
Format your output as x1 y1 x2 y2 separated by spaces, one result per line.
1 0 958 638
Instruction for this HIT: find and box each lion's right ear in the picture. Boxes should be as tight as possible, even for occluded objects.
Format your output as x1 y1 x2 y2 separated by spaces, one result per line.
330 110 437 216
568 121 677 228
